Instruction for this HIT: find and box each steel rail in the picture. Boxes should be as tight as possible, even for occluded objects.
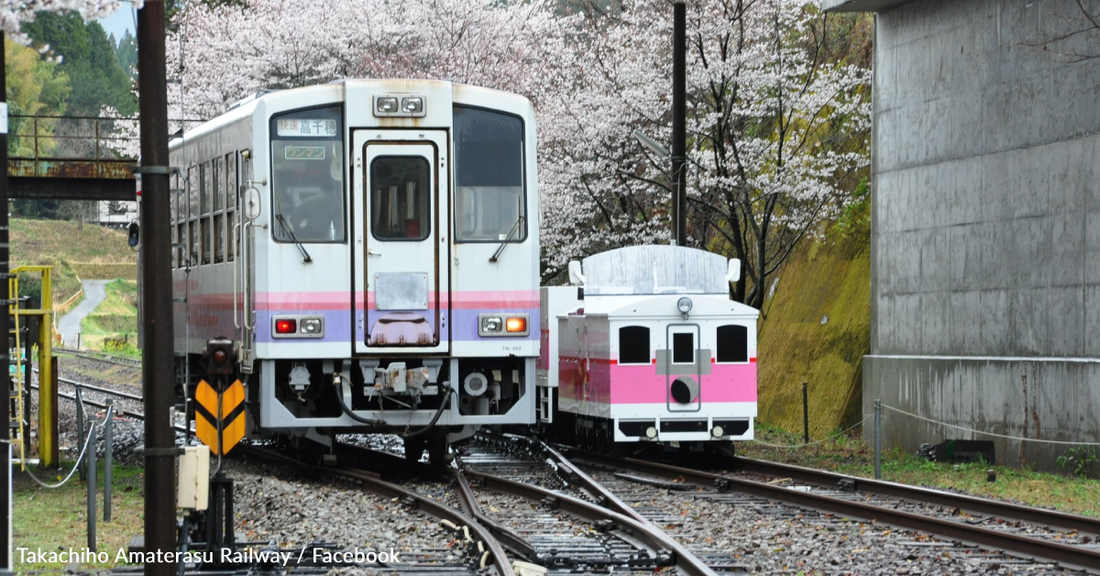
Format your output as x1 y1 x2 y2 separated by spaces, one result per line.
451 468 538 561
732 455 1100 536
464 468 719 576
32 367 144 402
568 452 1100 573
242 445 516 576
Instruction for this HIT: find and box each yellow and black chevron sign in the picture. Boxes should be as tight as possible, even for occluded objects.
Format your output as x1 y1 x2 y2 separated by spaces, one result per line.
195 379 245 456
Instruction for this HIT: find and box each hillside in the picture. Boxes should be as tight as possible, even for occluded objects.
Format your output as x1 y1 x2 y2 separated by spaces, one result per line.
10 218 137 307
756 225 871 438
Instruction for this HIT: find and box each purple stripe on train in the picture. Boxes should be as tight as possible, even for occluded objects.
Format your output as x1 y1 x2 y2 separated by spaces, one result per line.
255 308 539 344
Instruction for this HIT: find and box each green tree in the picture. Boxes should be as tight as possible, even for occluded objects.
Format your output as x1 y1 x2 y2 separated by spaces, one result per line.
114 29 137 81
23 11 137 117
6 37 71 157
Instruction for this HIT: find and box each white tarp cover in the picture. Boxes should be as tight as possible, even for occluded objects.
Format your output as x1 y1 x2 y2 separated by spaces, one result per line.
581 245 729 295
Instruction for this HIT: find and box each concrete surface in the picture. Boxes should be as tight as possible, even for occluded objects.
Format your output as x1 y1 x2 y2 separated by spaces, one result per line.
865 0 1100 469
58 280 109 348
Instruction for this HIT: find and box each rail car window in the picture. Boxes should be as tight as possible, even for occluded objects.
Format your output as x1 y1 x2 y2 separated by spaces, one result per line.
227 152 239 262
672 332 695 364
618 326 651 365
370 156 431 241
453 106 526 242
270 106 345 243
188 167 199 220
716 324 748 363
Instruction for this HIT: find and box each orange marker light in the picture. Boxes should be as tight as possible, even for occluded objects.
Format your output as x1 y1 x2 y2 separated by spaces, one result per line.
505 317 527 333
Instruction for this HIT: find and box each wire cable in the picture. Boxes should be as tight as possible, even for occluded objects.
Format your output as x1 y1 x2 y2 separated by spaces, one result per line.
881 403 1100 446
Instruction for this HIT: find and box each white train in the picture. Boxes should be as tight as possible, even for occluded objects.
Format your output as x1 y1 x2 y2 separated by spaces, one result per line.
168 79 541 462
539 245 758 452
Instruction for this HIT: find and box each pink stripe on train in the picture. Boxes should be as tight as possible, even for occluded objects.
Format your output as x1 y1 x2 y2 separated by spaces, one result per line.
253 290 539 310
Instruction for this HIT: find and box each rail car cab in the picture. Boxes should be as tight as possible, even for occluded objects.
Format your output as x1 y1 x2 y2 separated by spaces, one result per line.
540 245 758 451
169 80 540 458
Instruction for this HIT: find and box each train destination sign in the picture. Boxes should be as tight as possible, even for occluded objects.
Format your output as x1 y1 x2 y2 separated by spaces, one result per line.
277 118 338 137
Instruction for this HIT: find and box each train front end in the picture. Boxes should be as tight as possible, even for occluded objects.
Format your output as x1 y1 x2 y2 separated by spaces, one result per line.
172 80 540 456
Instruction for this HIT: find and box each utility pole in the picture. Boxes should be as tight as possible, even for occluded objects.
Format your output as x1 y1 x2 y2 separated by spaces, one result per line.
137 3 178 575
672 0 687 247
0 29 11 574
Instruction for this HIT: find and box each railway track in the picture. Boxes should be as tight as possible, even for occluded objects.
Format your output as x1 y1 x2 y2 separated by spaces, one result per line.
561 445 1100 574
56 347 142 368
241 444 516 576
457 436 733 576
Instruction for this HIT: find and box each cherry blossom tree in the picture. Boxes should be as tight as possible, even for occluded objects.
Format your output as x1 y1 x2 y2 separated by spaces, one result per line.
0 1 126 35
534 0 869 299
164 0 870 298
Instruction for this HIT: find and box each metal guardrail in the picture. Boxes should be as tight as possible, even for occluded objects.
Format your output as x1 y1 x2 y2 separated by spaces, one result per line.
7 114 138 180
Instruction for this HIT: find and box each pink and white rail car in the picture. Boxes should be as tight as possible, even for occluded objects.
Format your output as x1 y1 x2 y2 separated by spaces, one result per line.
539 245 758 449
168 79 540 460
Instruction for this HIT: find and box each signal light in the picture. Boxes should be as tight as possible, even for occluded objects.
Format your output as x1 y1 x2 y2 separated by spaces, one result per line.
203 337 236 375
505 317 527 333
275 319 297 334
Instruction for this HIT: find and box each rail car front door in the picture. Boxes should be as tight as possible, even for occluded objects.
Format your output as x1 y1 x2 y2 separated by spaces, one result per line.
664 324 703 413
352 130 450 355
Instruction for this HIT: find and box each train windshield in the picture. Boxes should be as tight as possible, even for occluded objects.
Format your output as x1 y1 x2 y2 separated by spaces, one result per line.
453 106 526 242
270 105 345 243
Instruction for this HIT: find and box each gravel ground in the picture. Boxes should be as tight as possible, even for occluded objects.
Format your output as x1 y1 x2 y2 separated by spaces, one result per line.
31 358 1093 575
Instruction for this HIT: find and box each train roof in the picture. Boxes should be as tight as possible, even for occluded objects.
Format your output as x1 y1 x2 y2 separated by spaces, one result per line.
169 79 534 151
577 292 759 319
580 245 735 296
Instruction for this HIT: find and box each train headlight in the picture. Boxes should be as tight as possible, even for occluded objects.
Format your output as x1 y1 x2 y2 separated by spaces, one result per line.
301 318 323 334
376 97 398 114
479 313 530 337
402 96 424 114
645 426 658 439
712 425 725 438
482 316 502 333
677 297 693 315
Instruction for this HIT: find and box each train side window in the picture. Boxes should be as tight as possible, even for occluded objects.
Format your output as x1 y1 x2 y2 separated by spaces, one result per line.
672 332 694 364
453 106 526 242
213 157 224 212
201 161 212 264
227 152 239 262
618 326 650 365
213 157 225 263
370 156 431 241
716 324 748 363
188 167 199 222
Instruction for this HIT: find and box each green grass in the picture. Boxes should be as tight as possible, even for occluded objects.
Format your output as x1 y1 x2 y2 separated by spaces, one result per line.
14 461 145 571
11 218 137 308
79 279 140 356
740 425 1100 518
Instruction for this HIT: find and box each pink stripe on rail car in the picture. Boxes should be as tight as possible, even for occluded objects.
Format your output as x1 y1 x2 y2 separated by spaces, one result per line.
254 292 353 311
356 290 539 309
558 358 757 404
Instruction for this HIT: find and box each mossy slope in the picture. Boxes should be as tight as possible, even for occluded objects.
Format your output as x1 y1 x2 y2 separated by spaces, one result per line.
757 233 870 438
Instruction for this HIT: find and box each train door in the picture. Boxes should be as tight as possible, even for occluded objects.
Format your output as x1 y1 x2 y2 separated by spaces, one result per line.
352 130 450 355
665 324 702 412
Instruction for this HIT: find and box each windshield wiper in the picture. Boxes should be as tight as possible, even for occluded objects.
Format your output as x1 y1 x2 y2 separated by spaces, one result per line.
489 216 525 263
275 213 313 264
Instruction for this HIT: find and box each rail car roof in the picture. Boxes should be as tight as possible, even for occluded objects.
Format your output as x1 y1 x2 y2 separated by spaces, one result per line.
575 292 758 319
580 245 734 296
169 79 533 151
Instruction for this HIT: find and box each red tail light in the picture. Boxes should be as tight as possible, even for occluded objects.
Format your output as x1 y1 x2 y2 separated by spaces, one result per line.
275 319 297 334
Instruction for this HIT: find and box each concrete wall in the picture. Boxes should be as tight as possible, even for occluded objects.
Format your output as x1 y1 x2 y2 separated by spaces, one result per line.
866 0 1100 469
